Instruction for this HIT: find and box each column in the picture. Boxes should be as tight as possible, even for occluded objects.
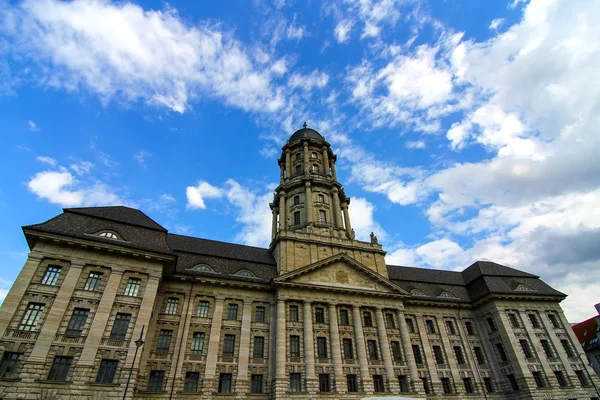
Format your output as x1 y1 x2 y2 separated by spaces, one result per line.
236 299 253 393
376 307 398 393
397 310 420 393
328 303 345 393
304 301 317 392
125 274 161 366
341 201 352 236
353 305 373 393
167 289 193 394
304 182 313 225
518 310 554 385
275 299 287 379
203 296 225 384
332 189 343 229
303 142 309 175
437 316 461 393
279 161 284 183
285 149 291 180
0 253 42 337
267 302 277 393
271 207 278 239
331 159 337 180
29 263 84 362
322 147 329 176
278 193 286 231
415 316 440 393
78 270 124 366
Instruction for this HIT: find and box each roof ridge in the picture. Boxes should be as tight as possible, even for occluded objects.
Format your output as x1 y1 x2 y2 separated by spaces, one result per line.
167 233 270 251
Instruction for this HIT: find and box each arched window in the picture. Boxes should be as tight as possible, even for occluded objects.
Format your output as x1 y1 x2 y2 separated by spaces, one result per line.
319 210 327 224
189 264 214 272
97 231 119 240
317 194 325 203
439 291 456 298
411 289 427 296
295 165 301 175
515 283 534 291
236 270 255 278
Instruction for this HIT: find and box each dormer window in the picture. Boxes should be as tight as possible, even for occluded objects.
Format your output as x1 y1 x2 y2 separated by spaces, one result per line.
236 270 255 278
439 291 456 298
411 289 427 296
97 231 120 240
515 284 534 291
189 264 214 272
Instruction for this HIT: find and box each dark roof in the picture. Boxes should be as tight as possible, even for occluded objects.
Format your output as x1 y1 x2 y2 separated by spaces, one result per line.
64 206 166 231
387 265 465 285
572 316 600 351
462 261 538 284
289 127 325 142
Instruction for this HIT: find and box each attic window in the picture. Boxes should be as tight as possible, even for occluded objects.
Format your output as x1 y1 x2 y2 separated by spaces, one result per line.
189 264 214 272
411 289 427 297
515 283 534 291
236 270 255 278
439 291 457 298
97 231 120 240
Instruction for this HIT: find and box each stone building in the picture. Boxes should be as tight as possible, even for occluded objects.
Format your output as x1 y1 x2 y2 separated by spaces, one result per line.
0 127 598 400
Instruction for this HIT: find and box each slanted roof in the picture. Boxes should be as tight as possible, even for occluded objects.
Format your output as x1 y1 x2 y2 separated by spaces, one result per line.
462 261 538 284
572 316 600 351
64 206 167 231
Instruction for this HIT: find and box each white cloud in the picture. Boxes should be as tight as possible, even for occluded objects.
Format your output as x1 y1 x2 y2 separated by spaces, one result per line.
347 197 386 242
260 146 278 158
186 181 224 210
37 156 56 166
288 70 329 91
69 160 94 176
489 18 503 30
334 19 353 43
133 150 152 166
285 16 305 40
27 120 38 131
405 140 425 149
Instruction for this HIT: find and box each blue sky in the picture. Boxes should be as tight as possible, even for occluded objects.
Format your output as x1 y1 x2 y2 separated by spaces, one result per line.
1 0 599 322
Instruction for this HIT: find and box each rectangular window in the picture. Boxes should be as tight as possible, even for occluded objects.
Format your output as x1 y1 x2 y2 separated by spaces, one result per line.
363 311 373 327
96 359 118 384
317 337 328 358
406 318 415 333
495 343 508 362
561 339 575 357
398 375 409 392
184 371 199 393
41 265 61 285
315 307 325 323
251 374 263 394
339 309 349 325
294 195 301 205
507 374 519 391
164 298 179 314
385 313 396 329
412 344 423 364
463 378 474 393
312 164 319 173
421 377 430 394
84 272 103 291
19 302 45 331
0 352 22 378
255 306 265 322
197 301 210 318
66 308 89 336
554 371 568 387
156 330 173 354
110 313 131 340
548 313 560 328
441 377 452 394
343 338 353 359
487 317 497 332
347 374 358 392
219 373 232 393
575 370 588 386
317 194 325 203
289 305 299 322
318 210 327 223
227 304 238 320
253 336 264 359
425 319 436 334
454 346 465 364
508 313 519 328
465 321 475 335
367 340 378 360
294 211 301 225
223 334 235 357
483 377 494 393
528 313 540 328
319 374 330 392
48 356 72 381
290 335 300 357
474 346 485 364
391 341 402 361
533 371 545 388
290 373 302 392
446 320 456 335
433 345 444 364
373 375 385 392
148 370 165 392
520 339 533 358
191 332 205 355
541 339 553 358
124 278 141 296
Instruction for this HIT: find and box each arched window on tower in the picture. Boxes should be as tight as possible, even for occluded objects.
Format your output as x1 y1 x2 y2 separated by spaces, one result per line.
312 164 319 173
319 210 327 224
295 165 301 175
294 211 301 226
295 153 302 161
311 151 318 159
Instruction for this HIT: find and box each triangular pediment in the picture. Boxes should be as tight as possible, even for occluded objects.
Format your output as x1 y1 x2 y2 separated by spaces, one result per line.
274 253 409 296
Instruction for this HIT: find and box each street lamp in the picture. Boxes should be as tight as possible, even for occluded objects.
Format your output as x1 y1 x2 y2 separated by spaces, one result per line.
578 352 600 398
123 325 145 400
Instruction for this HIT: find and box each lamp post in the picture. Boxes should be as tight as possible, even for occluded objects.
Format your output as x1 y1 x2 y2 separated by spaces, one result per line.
123 325 145 400
578 352 600 398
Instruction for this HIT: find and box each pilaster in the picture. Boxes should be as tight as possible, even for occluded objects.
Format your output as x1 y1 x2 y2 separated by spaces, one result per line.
376 307 399 393
328 303 345 393
204 296 225 386
235 298 253 394
352 305 373 393
397 309 421 394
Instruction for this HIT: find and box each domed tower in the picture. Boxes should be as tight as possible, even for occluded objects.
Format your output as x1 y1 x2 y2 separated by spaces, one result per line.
269 124 387 276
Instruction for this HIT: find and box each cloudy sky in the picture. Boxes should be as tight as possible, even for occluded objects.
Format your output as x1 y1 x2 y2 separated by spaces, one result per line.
1 0 598 322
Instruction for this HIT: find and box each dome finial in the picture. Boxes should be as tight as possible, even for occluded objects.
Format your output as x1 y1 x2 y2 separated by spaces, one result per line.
303 121 307 128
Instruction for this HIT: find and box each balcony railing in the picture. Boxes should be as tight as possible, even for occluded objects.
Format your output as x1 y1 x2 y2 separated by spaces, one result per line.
115 294 143 305
3 329 39 340
54 334 86 344
100 337 130 347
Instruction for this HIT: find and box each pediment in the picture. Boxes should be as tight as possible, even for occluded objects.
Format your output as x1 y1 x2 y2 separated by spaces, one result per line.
274 253 409 295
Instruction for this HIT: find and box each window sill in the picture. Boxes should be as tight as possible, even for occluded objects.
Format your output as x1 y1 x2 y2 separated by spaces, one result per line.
34 380 72 385
87 382 120 387
138 391 168 394
0 377 21 382
213 392 237 396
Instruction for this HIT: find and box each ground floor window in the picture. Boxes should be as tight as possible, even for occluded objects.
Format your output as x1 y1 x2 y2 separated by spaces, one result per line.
373 374 385 392
219 373 233 393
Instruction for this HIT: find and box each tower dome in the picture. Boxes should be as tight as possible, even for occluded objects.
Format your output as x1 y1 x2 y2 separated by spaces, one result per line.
288 126 325 142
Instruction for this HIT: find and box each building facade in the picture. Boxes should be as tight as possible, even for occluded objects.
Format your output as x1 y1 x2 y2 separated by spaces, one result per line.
572 304 600 378
0 127 598 400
